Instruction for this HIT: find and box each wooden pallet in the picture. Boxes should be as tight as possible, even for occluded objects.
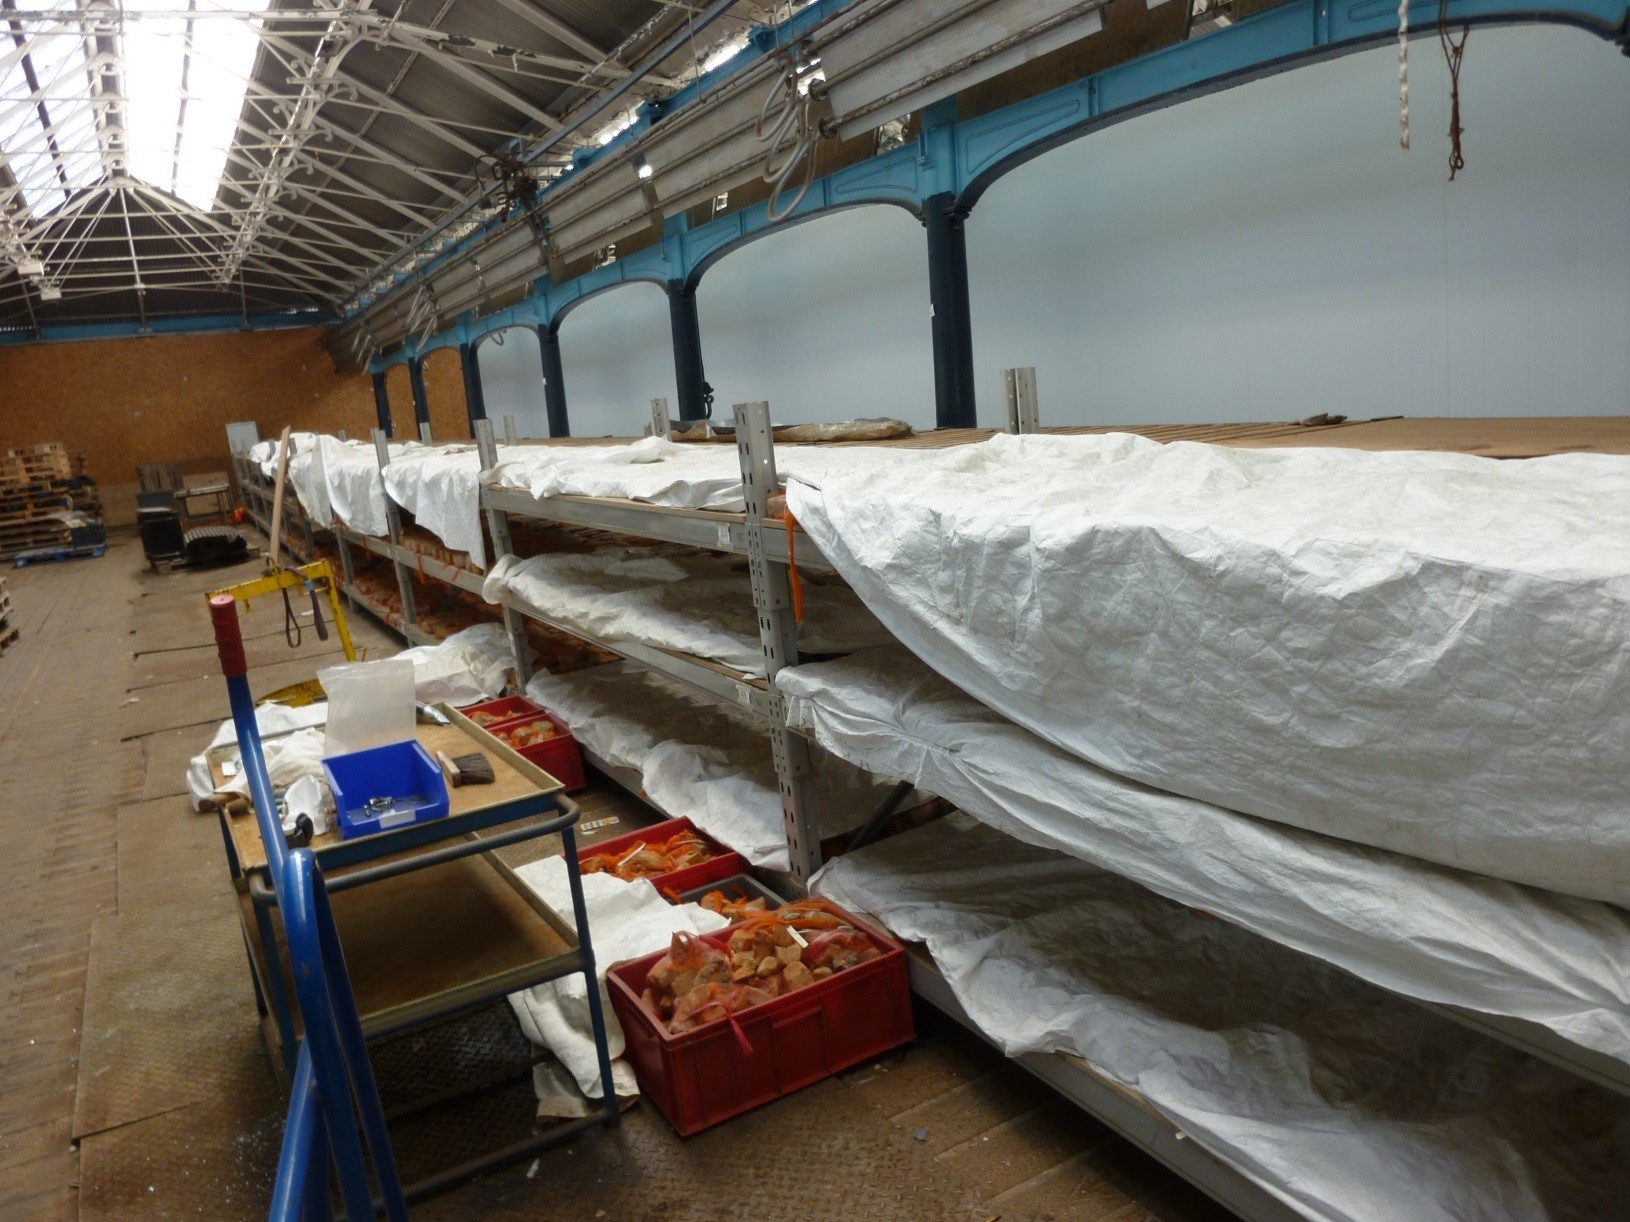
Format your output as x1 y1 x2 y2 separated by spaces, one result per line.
0 500 71 527
10 541 105 566
0 455 72 485
0 524 73 557
2 442 73 480
0 625 18 654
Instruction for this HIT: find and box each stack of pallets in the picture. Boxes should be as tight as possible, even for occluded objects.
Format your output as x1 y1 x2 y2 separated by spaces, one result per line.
0 443 82 561
0 575 15 655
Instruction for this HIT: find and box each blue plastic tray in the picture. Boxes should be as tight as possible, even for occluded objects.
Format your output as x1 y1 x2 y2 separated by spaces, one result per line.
323 740 450 841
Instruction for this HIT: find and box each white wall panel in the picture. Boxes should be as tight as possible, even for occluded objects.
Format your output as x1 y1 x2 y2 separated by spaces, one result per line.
475 326 550 437
696 205 936 428
967 26 1630 426
557 283 678 437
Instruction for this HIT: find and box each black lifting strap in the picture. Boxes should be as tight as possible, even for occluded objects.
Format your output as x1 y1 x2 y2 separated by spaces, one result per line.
281 583 302 648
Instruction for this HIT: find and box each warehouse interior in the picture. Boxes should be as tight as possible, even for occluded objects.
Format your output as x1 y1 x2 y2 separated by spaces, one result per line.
2 1 1628 1219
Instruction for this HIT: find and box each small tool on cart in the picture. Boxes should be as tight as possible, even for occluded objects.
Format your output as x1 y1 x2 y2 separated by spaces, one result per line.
436 749 494 787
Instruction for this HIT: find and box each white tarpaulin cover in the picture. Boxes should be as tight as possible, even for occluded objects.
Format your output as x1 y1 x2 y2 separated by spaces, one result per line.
248 432 318 479
778 648 1630 1066
526 662 890 869
381 443 534 570
286 435 412 536
816 816 1630 1222
394 622 516 706
486 436 903 511
489 437 741 509
484 546 892 676
382 444 484 563
785 432 1630 906
507 856 727 1097
186 702 329 809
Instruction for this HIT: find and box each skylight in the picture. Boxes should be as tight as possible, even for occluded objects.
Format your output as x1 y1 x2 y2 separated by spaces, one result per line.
0 3 101 214
0 0 266 219
123 0 268 211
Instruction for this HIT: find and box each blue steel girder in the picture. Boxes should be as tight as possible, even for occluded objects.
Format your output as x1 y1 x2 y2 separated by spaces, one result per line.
676 143 930 287
370 0 1628 370
954 0 1630 206
541 244 670 332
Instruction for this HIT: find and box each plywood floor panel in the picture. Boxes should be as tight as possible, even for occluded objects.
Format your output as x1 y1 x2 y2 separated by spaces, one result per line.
0 537 142 1221
139 725 213 801
77 1064 282 1221
116 798 229 916
72 897 259 1140
119 655 329 739
128 635 349 689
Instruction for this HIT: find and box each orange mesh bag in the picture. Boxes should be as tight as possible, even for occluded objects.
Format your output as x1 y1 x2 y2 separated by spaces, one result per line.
581 828 719 881
698 889 769 922
641 930 731 1021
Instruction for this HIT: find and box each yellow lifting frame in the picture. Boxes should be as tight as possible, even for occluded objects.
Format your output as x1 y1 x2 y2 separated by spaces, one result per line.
209 559 358 663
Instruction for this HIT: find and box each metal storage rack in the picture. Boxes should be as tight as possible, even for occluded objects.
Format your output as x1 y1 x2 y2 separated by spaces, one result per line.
234 407 1630 1221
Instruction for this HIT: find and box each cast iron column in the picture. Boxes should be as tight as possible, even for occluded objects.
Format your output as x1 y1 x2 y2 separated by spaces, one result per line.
407 358 430 434
460 341 486 435
371 370 392 436
667 281 710 424
924 191 977 429
537 323 570 437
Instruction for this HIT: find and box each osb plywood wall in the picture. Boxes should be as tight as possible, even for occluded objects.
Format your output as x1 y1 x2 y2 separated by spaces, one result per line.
379 348 470 443
383 362 416 440
0 327 370 523
0 326 471 525
420 348 470 442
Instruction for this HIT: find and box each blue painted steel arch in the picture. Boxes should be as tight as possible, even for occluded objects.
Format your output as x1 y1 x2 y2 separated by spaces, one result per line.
367 0 1630 373
952 0 1630 209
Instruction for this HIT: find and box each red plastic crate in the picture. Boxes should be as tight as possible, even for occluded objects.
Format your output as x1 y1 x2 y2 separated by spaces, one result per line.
578 816 745 897
489 710 588 792
461 695 543 729
606 906 914 1135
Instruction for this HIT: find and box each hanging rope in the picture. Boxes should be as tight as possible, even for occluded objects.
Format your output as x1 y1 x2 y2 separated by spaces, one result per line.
1438 0 1469 179
1397 0 1410 150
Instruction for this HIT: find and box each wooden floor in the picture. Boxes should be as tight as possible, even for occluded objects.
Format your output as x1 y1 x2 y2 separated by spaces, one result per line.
0 531 1233 1221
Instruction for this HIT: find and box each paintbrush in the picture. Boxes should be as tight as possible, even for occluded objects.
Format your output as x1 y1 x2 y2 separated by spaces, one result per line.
436 749 494 787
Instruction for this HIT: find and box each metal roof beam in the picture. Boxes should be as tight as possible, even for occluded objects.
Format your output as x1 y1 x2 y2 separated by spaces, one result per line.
286 148 440 227
394 28 563 132
306 117 470 203
125 180 357 288
360 15 659 89
485 0 618 67
119 189 328 298
254 31 489 159
218 3 373 284
276 178 413 242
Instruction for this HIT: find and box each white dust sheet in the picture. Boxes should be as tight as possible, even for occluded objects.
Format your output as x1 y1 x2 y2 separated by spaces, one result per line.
286 434 411 536
778 647 1630 1068
817 814 1630 1222
527 661 895 870
381 443 536 569
784 432 1630 907
484 546 893 677
485 435 903 511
